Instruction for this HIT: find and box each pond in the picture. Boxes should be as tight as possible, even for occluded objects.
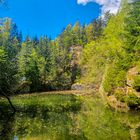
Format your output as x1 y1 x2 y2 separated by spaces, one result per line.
0 93 140 140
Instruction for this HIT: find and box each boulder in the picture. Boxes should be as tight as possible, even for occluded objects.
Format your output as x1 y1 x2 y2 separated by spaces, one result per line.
71 84 85 90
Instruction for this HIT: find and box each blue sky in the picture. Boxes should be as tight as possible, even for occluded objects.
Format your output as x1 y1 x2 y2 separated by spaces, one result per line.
0 0 102 39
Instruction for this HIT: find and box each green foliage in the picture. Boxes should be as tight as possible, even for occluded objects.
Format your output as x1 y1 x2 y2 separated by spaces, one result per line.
0 48 6 62
0 19 19 95
114 88 126 102
103 65 119 93
79 1 140 109
124 1 140 53
15 20 91 91
124 93 140 108
84 23 94 43
133 76 140 92
79 38 108 85
72 22 82 45
103 62 127 94
25 59 41 92
0 1 140 113
0 47 17 95
0 10 105 93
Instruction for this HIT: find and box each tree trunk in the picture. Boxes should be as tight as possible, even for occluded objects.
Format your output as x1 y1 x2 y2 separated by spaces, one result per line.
1 91 16 113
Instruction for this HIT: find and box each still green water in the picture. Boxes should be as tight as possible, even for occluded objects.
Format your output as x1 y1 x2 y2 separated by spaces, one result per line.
0 93 140 140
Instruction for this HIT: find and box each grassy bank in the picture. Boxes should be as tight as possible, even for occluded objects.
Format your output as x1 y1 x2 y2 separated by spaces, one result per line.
0 93 83 113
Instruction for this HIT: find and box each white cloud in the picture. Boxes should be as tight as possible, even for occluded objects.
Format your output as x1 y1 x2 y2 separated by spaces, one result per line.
77 0 122 15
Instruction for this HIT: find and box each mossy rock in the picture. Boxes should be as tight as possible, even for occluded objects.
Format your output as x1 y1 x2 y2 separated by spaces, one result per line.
71 83 85 90
124 93 140 109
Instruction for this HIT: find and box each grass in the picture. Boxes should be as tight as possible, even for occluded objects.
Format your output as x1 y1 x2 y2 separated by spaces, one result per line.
0 93 83 113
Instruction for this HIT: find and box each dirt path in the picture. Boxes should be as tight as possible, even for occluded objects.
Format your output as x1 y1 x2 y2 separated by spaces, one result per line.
16 90 95 97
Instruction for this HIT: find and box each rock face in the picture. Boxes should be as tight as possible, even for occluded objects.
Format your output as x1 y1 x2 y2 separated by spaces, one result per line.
70 45 82 67
70 45 83 83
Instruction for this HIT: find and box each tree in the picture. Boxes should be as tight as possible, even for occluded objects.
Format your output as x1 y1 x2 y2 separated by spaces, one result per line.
18 40 42 92
0 19 19 112
81 25 88 45
58 24 73 48
92 18 103 40
124 1 140 54
25 49 42 92
0 48 16 112
85 23 94 42
72 22 82 45
10 23 18 40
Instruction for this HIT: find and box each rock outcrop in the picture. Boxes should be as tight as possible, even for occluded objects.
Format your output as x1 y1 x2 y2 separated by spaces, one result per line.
127 67 140 98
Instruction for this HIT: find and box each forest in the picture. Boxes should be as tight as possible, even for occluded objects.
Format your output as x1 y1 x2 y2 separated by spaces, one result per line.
0 0 140 109
0 0 140 139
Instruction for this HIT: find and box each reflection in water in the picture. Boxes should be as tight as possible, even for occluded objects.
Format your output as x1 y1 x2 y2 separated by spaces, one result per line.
0 94 140 140
0 110 86 140
0 111 15 140
0 114 14 140
13 136 18 140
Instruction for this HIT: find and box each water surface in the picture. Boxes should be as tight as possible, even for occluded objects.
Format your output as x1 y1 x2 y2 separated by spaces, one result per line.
0 93 140 140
